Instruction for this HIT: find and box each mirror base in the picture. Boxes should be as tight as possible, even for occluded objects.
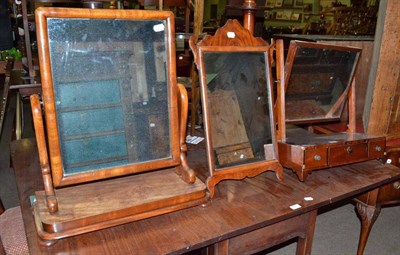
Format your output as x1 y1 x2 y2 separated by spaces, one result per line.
31 168 207 244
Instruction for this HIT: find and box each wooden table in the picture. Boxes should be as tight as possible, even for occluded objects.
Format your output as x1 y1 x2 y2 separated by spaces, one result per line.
354 142 400 255
11 138 400 255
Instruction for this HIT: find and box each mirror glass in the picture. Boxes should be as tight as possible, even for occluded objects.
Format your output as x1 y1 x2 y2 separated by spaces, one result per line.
47 18 171 175
203 52 275 169
285 44 359 123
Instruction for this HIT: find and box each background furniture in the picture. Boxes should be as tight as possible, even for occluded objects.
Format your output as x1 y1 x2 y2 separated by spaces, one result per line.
355 1 400 254
302 5 378 35
10 138 400 254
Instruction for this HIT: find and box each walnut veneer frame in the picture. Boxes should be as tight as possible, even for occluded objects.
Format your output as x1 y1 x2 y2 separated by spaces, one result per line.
190 20 283 198
30 7 206 244
36 8 185 188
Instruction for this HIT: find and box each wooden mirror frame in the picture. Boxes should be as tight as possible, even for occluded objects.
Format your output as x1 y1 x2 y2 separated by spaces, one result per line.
190 20 283 198
35 8 195 188
275 39 385 181
30 7 207 244
282 40 362 125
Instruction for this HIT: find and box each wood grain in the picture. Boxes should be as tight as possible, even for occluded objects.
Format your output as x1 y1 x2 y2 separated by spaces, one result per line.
364 0 400 137
279 127 386 181
197 19 267 48
208 90 254 166
35 8 182 187
11 138 400 254
33 168 206 240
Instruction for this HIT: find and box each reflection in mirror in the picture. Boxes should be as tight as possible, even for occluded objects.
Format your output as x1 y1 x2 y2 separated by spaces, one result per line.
204 52 274 169
47 18 171 175
285 44 359 122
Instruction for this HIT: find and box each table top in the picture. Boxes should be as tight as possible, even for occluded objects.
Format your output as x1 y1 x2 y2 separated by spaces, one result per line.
11 138 400 255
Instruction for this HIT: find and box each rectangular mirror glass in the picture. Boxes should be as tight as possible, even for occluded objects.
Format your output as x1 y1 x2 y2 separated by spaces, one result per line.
204 52 275 169
285 41 360 123
47 18 171 175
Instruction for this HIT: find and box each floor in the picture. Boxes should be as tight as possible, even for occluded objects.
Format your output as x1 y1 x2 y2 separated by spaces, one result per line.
1 90 399 255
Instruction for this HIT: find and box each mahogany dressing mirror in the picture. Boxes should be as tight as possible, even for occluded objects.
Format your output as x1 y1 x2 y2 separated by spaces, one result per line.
276 40 386 181
190 20 283 197
30 7 206 244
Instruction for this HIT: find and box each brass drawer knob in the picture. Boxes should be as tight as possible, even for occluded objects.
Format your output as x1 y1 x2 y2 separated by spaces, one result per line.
314 155 321 161
346 146 353 154
375 146 382 152
394 181 400 190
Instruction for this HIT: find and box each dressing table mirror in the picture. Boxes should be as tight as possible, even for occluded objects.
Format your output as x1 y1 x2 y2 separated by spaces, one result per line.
276 40 386 181
190 20 283 198
30 7 206 244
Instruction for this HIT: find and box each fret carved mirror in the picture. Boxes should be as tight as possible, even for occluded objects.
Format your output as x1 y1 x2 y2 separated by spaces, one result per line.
190 20 283 197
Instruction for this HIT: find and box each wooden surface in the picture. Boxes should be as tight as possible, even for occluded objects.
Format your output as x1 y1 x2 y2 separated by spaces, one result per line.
355 145 400 255
354 2 400 253
364 0 400 138
216 209 317 255
208 90 250 150
11 138 400 254
32 169 206 242
279 126 386 181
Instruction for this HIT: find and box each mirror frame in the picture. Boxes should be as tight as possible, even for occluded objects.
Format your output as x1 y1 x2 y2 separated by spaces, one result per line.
283 40 362 124
36 8 181 187
190 20 283 197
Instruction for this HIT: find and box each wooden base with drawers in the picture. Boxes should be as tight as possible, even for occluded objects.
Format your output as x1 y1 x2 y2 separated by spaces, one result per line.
278 127 386 181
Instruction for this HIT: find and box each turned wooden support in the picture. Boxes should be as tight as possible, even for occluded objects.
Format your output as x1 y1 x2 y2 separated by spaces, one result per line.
30 94 58 213
275 39 286 141
242 0 256 34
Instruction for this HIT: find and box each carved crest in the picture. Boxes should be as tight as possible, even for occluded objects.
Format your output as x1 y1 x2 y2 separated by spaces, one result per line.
198 19 268 47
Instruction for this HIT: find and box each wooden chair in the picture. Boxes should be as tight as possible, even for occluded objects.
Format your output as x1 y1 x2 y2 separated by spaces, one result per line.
0 198 29 255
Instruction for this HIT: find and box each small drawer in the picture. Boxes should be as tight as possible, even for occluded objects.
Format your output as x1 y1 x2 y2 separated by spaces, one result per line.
377 181 400 203
304 147 328 169
329 143 368 167
368 140 386 159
